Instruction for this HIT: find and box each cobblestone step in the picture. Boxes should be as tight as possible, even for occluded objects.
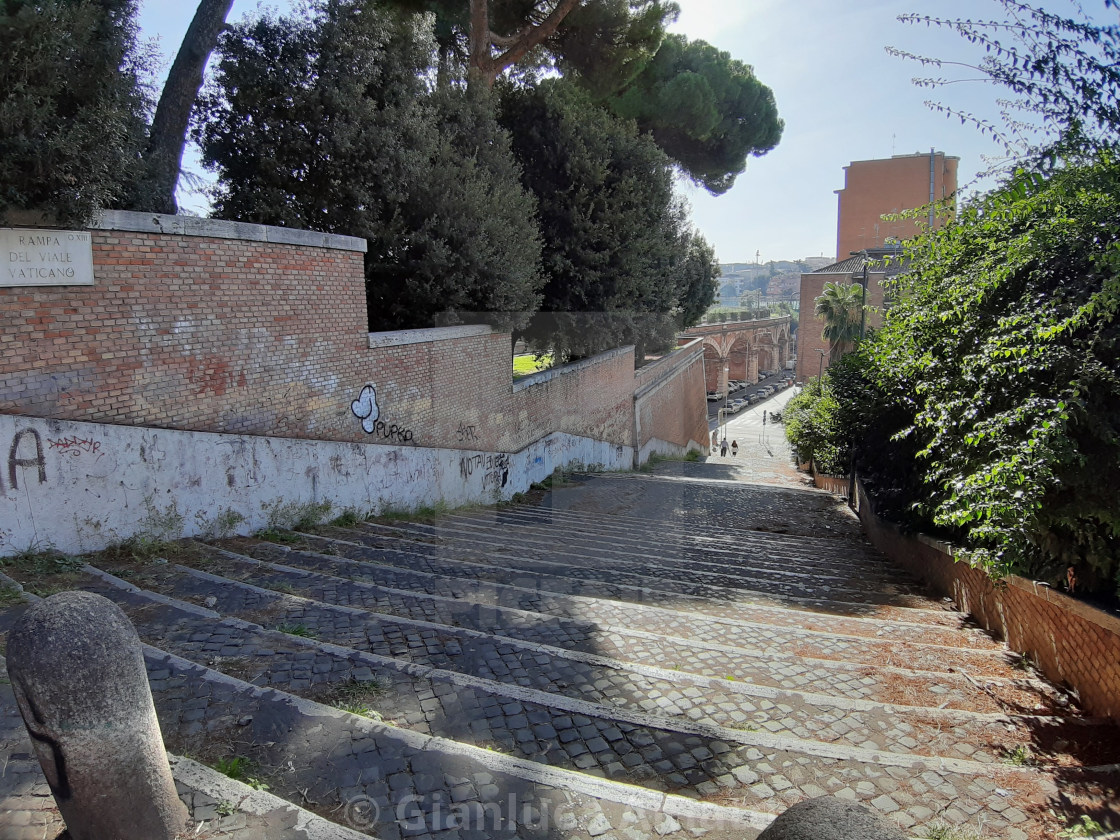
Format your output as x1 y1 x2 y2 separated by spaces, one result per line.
415 501 895 563
30 566 1052 837
248 532 995 650
162 546 1084 766
123 548 1065 733
469 500 878 553
197 540 1034 689
428 507 913 584
530 472 877 547
297 527 983 636
370 513 915 597
5 450 1117 840
143 646 782 840
343 520 935 611
63 566 1062 839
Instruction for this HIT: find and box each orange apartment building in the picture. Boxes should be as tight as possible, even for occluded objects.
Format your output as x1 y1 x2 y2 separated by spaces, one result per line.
795 151 958 381
835 149 958 258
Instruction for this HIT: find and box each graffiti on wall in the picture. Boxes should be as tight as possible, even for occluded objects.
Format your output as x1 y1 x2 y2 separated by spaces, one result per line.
351 385 380 433
369 421 414 445
351 384 416 445
456 422 477 443
2 429 47 493
459 453 510 491
46 435 103 459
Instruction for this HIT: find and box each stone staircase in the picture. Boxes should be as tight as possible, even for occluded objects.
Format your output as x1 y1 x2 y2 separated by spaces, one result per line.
2 467 1118 840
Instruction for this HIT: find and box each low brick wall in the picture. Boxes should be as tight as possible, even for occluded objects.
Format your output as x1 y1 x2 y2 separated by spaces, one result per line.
857 482 1120 721
811 463 849 496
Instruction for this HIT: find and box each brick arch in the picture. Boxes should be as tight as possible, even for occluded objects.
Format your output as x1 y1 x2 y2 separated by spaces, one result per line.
702 341 723 391
726 335 752 382
776 325 791 369
753 331 776 374
678 315 795 386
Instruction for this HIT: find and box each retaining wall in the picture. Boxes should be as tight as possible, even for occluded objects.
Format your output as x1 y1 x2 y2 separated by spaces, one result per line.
857 481 1120 721
810 462 849 496
1 212 370 440
1 211 707 554
633 339 710 462
0 414 630 556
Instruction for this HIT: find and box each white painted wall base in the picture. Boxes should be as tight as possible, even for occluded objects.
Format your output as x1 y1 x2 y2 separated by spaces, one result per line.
637 436 706 466
0 415 632 557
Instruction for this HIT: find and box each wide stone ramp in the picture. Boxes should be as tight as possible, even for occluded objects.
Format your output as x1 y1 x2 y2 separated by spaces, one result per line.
2 466 1117 840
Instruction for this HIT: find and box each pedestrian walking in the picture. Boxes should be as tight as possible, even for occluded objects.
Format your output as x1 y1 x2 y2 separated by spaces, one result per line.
720 439 729 456
731 440 738 456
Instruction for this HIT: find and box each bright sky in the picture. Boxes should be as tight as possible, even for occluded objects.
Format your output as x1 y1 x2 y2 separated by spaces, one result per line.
137 0 1110 264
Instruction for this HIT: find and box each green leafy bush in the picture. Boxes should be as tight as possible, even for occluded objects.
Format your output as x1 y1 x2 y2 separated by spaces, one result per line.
859 154 1120 596
782 377 847 475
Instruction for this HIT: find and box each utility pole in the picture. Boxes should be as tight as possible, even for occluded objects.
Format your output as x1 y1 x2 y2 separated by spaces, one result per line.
847 251 870 506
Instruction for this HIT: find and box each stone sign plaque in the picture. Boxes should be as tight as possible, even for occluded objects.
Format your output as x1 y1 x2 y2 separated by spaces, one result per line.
2 228 94 287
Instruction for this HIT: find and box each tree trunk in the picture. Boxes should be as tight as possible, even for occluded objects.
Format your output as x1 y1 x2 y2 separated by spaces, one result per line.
143 0 234 214
468 0 493 88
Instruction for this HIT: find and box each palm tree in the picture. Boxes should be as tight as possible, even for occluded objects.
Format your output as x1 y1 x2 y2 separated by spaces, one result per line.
814 281 863 361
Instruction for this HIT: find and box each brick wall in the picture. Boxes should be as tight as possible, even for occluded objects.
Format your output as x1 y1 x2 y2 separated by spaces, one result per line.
2 212 697 458
836 151 958 259
634 340 709 460
2 216 370 440
363 332 636 453
857 482 1120 721
795 269 887 382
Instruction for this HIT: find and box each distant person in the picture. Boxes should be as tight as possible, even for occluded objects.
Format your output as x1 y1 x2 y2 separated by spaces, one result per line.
731 440 739 456
720 439 729 456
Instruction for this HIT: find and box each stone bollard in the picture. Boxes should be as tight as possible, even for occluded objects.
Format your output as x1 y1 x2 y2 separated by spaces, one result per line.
756 795 908 840
6 591 188 840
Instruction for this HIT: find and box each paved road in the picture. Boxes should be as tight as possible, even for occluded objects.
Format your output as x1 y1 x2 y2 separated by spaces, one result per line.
704 387 803 488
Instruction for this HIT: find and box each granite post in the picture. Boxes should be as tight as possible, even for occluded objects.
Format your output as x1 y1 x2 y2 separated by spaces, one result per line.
756 796 908 840
5 591 188 839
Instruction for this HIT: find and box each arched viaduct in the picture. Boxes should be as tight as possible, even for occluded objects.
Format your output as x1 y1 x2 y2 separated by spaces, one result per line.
679 316 793 395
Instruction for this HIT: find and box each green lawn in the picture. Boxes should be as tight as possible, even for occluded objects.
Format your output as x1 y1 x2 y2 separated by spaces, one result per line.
513 354 553 376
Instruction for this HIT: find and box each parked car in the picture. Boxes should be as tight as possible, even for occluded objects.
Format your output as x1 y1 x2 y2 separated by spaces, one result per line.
707 392 721 401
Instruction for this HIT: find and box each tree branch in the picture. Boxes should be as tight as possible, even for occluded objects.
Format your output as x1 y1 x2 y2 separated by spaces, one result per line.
489 0 583 81
489 29 528 49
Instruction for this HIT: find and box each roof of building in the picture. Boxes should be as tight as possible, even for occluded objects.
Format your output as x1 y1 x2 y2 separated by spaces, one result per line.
809 247 908 276
843 151 961 168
